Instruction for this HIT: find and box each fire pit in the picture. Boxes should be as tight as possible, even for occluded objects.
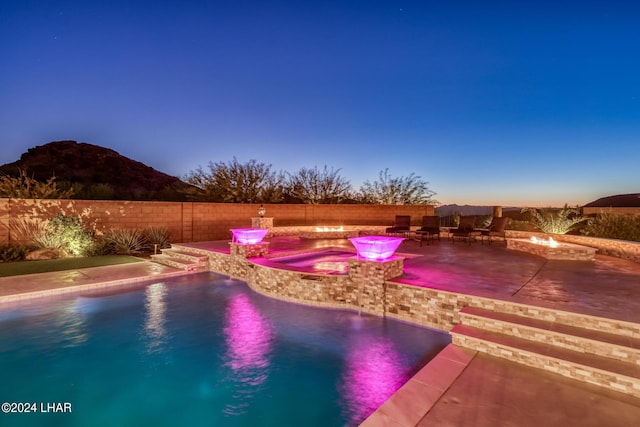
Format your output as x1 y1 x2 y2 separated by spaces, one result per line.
507 236 596 261
299 226 360 239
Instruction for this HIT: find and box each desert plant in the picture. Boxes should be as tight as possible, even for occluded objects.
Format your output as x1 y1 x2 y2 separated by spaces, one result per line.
358 169 437 205
143 227 171 251
103 229 146 255
8 217 48 245
0 243 33 262
85 237 116 256
581 213 640 242
184 158 285 203
285 166 352 204
31 214 95 256
0 169 74 199
521 205 590 234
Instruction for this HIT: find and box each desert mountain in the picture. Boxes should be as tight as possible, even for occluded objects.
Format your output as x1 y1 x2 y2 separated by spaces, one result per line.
583 193 640 208
0 140 192 200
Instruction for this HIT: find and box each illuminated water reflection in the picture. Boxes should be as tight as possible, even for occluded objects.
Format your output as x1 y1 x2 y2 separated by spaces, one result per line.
143 283 168 353
339 331 408 422
222 293 274 415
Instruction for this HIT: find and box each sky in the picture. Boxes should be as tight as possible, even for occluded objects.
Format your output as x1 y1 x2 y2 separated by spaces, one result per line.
1 0 638 207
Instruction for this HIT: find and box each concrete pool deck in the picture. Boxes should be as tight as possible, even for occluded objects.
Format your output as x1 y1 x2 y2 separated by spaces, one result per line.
1 236 640 426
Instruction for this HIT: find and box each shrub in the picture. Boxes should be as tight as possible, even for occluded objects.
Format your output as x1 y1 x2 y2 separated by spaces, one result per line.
32 214 95 256
521 205 590 234
0 169 74 199
103 229 146 255
85 237 115 256
143 227 171 252
581 213 640 242
0 244 33 262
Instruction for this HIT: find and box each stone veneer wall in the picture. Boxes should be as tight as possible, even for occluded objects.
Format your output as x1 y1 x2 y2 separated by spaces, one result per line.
195 246 485 331
186 245 640 336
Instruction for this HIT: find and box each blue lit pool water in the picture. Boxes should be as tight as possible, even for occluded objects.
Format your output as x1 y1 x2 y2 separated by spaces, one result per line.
0 272 450 426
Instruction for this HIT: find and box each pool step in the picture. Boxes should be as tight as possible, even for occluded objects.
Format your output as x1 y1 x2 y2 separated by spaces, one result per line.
150 249 209 271
451 307 640 398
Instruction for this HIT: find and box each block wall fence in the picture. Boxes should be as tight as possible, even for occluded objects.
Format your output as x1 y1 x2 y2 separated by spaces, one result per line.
0 198 434 245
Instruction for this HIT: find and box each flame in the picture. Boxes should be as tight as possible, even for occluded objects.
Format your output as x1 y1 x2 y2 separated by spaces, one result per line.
530 236 559 248
314 226 345 232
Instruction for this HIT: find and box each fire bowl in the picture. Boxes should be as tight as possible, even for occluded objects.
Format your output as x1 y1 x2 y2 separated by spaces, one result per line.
348 236 404 261
231 228 269 244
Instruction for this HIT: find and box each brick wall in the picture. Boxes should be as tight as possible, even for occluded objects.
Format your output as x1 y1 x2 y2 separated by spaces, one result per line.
0 198 433 244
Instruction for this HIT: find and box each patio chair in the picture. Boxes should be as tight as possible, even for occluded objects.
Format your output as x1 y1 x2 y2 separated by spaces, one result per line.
479 216 509 245
385 215 411 236
416 215 441 246
450 215 480 244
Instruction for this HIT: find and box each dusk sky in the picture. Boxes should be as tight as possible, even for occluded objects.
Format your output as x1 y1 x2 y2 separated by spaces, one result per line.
1 0 638 206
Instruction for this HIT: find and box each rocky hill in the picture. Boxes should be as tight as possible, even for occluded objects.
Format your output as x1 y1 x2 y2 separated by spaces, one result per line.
584 193 640 208
0 141 192 200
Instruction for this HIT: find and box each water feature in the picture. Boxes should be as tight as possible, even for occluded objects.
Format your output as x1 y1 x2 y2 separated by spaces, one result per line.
0 272 450 426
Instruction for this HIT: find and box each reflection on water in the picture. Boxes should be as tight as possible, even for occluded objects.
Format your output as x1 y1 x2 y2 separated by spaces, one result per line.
54 300 89 347
339 332 408 423
144 283 168 353
222 293 274 415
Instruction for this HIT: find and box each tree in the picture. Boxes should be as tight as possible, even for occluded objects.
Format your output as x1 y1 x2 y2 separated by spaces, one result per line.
183 158 284 203
285 166 353 204
0 169 74 199
358 169 437 205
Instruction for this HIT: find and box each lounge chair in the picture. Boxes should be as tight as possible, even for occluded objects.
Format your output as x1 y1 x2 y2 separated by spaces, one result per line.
479 216 509 245
416 215 440 246
385 215 411 235
449 215 480 244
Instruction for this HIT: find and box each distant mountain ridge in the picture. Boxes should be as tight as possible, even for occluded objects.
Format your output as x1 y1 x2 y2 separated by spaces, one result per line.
583 193 640 208
0 140 191 200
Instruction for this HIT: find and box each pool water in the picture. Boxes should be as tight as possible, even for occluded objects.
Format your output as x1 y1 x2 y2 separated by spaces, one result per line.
270 250 355 274
0 272 450 426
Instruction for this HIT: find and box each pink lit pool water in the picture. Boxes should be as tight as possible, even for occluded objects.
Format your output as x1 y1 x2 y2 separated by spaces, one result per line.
0 272 450 426
269 250 355 274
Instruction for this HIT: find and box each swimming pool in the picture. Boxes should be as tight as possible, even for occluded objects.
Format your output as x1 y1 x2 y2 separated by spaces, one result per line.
0 272 450 426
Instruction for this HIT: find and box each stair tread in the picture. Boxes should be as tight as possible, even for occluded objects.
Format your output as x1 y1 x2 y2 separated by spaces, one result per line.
151 255 203 265
160 250 208 259
460 306 640 350
452 324 640 379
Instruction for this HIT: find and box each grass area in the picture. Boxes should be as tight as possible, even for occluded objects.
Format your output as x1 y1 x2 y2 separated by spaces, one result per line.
0 255 145 277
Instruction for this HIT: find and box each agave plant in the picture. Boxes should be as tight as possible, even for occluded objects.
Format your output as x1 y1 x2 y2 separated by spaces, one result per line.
143 227 171 251
103 229 146 255
521 205 590 235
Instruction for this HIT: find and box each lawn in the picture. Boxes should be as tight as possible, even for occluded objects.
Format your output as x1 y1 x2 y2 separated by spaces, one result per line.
0 255 145 277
